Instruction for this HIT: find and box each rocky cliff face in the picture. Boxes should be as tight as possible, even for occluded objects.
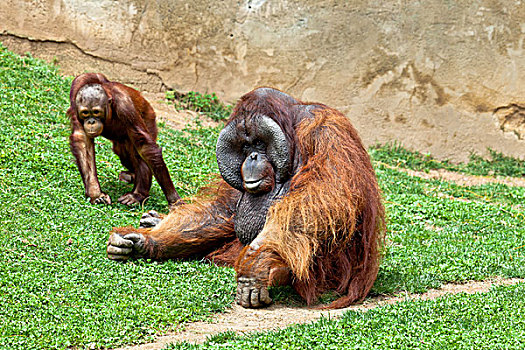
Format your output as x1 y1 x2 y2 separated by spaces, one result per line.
1 0 524 161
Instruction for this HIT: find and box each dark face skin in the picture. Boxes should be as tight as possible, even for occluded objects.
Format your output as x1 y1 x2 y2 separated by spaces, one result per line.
217 115 291 244
240 144 276 195
235 146 281 244
75 85 108 138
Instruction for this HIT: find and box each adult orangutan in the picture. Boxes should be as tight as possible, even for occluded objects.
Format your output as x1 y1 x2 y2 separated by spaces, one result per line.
67 73 181 207
106 87 385 309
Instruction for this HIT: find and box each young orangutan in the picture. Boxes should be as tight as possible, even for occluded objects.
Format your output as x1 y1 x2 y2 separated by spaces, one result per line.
68 73 181 207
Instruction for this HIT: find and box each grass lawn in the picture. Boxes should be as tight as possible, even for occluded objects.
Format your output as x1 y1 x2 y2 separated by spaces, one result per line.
0 44 524 349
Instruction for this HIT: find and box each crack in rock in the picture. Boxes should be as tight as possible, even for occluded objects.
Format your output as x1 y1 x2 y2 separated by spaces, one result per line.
0 31 168 91
493 103 525 140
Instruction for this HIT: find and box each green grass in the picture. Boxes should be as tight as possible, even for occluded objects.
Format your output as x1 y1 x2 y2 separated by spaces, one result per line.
165 90 232 122
371 143 525 177
373 164 525 294
1 44 524 349
0 46 233 349
167 283 525 349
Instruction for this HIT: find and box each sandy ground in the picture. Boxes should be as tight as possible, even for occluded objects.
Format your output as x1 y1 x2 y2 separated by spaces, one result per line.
142 92 221 131
116 278 523 349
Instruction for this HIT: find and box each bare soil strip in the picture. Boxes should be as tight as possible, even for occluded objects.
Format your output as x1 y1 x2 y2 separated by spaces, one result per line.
143 92 220 131
384 164 525 188
116 278 523 349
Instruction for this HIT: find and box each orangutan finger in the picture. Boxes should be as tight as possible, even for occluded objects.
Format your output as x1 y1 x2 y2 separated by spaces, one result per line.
250 288 260 307
107 233 134 248
236 284 242 304
107 253 130 261
123 233 142 243
260 287 272 305
139 213 162 228
107 245 132 256
145 210 160 218
93 193 111 205
123 233 146 255
241 286 251 307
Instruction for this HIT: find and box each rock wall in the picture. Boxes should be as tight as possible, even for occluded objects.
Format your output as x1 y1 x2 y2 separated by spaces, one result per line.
1 0 524 161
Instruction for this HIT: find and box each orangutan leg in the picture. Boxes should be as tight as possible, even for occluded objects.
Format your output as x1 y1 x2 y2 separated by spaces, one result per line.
118 170 135 184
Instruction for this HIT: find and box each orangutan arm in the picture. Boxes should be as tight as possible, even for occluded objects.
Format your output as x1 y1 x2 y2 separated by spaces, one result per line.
69 114 111 204
234 227 291 308
106 182 240 261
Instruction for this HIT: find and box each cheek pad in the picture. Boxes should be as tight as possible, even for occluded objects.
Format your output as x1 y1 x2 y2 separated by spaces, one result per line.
216 123 245 191
252 115 291 183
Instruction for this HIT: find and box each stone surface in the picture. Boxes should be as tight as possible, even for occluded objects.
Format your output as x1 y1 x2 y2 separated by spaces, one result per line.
1 0 524 161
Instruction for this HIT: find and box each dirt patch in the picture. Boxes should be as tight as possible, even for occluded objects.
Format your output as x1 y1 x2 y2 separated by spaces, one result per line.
115 278 522 349
142 92 221 131
381 164 525 187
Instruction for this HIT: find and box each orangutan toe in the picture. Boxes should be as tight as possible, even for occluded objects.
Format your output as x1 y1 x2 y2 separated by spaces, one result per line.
236 276 272 308
118 192 147 206
139 210 162 228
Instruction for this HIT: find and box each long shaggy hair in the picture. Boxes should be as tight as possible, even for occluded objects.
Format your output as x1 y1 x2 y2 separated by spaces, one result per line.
263 105 385 308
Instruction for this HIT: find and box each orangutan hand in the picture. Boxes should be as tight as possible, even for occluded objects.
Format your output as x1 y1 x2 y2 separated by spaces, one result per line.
236 275 272 308
90 192 112 205
235 243 274 308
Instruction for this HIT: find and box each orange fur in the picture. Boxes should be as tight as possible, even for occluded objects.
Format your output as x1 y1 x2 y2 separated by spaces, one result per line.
68 73 181 206
235 245 290 287
261 106 385 307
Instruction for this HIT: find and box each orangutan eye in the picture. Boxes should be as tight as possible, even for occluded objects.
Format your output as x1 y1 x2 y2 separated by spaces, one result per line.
79 110 90 119
253 139 265 150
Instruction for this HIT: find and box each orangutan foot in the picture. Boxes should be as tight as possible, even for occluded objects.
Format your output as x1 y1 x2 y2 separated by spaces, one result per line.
139 210 163 228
